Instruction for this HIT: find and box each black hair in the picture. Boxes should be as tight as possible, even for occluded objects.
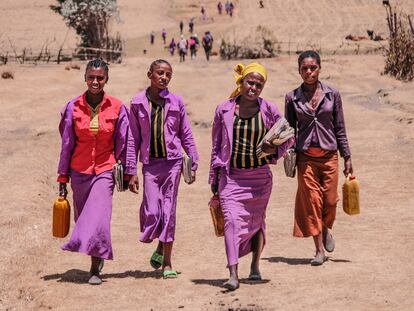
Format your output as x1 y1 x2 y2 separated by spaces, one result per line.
298 50 321 69
149 59 171 72
85 57 109 75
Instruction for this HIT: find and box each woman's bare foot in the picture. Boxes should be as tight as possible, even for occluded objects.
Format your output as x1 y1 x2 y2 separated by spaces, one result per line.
223 276 239 290
249 264 262 281
310 251 327 266
223 264 239 290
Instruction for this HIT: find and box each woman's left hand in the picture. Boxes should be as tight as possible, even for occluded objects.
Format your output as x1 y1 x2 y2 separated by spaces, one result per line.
189 170 196 184
261 140 277 155
343 156 353 176
128 175 139 194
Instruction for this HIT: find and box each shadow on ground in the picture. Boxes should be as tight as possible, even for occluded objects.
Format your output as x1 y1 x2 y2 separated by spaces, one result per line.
41 269 162 284
191 278 270 289
262 256 351 265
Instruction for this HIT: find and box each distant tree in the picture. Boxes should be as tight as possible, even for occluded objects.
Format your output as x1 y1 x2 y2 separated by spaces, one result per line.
50 0 123 61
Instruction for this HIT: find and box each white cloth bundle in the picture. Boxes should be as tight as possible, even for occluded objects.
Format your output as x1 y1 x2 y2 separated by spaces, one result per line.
256 117 295 158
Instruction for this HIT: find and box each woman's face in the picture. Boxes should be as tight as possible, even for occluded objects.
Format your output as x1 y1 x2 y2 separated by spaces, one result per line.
85 67 107 95
299 57 320 85
240 72 265 101
148 63 173 90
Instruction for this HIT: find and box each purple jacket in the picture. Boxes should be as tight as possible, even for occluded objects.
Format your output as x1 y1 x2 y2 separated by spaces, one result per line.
129 89 199 170
209 97 294 184
57 95 137 178
284 82 351 158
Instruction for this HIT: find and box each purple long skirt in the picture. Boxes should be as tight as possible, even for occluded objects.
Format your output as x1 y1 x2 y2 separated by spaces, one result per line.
140 158 182 243
62 170 114 260
219 165 273 267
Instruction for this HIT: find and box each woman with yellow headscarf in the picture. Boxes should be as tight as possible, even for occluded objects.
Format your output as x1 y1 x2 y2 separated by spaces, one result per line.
209 62 294 290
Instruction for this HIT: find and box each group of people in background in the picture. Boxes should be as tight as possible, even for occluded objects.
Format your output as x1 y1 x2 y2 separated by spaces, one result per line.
217 1 235 16
57 50 353 291
148 2 236 62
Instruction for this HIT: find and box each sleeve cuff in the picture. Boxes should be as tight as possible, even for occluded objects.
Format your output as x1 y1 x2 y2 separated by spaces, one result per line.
57 175 70 183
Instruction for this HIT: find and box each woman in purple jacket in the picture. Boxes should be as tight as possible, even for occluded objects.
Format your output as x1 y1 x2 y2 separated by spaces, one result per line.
57 58 137 285
209 63 294 290
285 50 353 266
129 59 199 279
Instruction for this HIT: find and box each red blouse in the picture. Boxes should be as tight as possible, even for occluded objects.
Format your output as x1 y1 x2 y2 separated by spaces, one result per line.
57 93 122 183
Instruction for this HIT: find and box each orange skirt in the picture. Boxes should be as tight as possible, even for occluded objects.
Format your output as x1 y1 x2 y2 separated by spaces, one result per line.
293 150 339 237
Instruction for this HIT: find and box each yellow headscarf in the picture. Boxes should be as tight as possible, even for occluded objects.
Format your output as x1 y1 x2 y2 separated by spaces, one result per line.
229 62 268 98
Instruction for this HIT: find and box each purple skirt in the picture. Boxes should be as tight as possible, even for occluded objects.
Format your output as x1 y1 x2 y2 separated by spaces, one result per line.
140 158 182 243
62 170 114 260
219 165 273 266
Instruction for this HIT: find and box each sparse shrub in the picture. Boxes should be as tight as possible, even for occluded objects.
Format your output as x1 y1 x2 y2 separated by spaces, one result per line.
220 26 280 60
50 0 123 62
384 5 414 81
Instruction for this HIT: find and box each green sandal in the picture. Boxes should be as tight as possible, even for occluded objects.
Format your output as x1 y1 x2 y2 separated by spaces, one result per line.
150 252 163 270
163 269 178 279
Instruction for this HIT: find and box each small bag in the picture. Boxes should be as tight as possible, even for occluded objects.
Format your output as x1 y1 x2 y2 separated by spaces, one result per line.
52 196 70 238
112 160 124 192
283 148 297 178
209 195 224 237
342 174 360 215
182 153 193 184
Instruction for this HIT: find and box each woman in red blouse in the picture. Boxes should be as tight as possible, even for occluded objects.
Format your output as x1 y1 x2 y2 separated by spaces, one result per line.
57 58 137 285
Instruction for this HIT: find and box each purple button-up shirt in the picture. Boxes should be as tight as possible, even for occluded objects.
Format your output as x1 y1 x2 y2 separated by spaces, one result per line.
284 82 351 158
209 97 294 184
129 89 199 170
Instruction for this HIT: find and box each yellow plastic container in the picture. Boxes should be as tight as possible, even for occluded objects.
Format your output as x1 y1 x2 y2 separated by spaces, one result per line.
342 175 360 215
53 197 71 238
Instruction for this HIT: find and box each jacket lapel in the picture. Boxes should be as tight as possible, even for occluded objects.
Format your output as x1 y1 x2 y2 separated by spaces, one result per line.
222 100 236 146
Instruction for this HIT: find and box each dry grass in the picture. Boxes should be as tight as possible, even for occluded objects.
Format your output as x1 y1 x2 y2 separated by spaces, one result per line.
384 5 414 81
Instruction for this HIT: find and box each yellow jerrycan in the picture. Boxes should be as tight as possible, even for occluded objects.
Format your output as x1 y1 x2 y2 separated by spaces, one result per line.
53 196 71 238
342 174 360 215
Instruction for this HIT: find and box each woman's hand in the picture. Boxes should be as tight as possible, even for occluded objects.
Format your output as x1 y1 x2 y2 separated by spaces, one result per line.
343 156 353 177
261 139 278 155
128 175 139 194
59 183 68 198
188 170 196 184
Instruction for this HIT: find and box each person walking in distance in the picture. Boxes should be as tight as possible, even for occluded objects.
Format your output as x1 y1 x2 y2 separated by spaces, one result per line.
179 20 184 34
202 31 214 61
178 35 188 62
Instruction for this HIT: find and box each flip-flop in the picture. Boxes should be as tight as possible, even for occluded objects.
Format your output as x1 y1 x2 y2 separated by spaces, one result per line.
163 269 178 279
150 252 163 270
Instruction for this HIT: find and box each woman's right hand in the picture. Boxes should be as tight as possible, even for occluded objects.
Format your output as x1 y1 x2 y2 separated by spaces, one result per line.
59 183 68 198
211 184 218 195
129 175 139 194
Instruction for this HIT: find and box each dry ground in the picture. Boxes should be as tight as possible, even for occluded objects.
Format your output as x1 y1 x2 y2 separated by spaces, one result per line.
1 1 414 310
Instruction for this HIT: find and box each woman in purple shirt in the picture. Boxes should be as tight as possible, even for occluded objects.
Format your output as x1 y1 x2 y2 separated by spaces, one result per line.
285 50 353 266
129 59 199 279
209 63 294 290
